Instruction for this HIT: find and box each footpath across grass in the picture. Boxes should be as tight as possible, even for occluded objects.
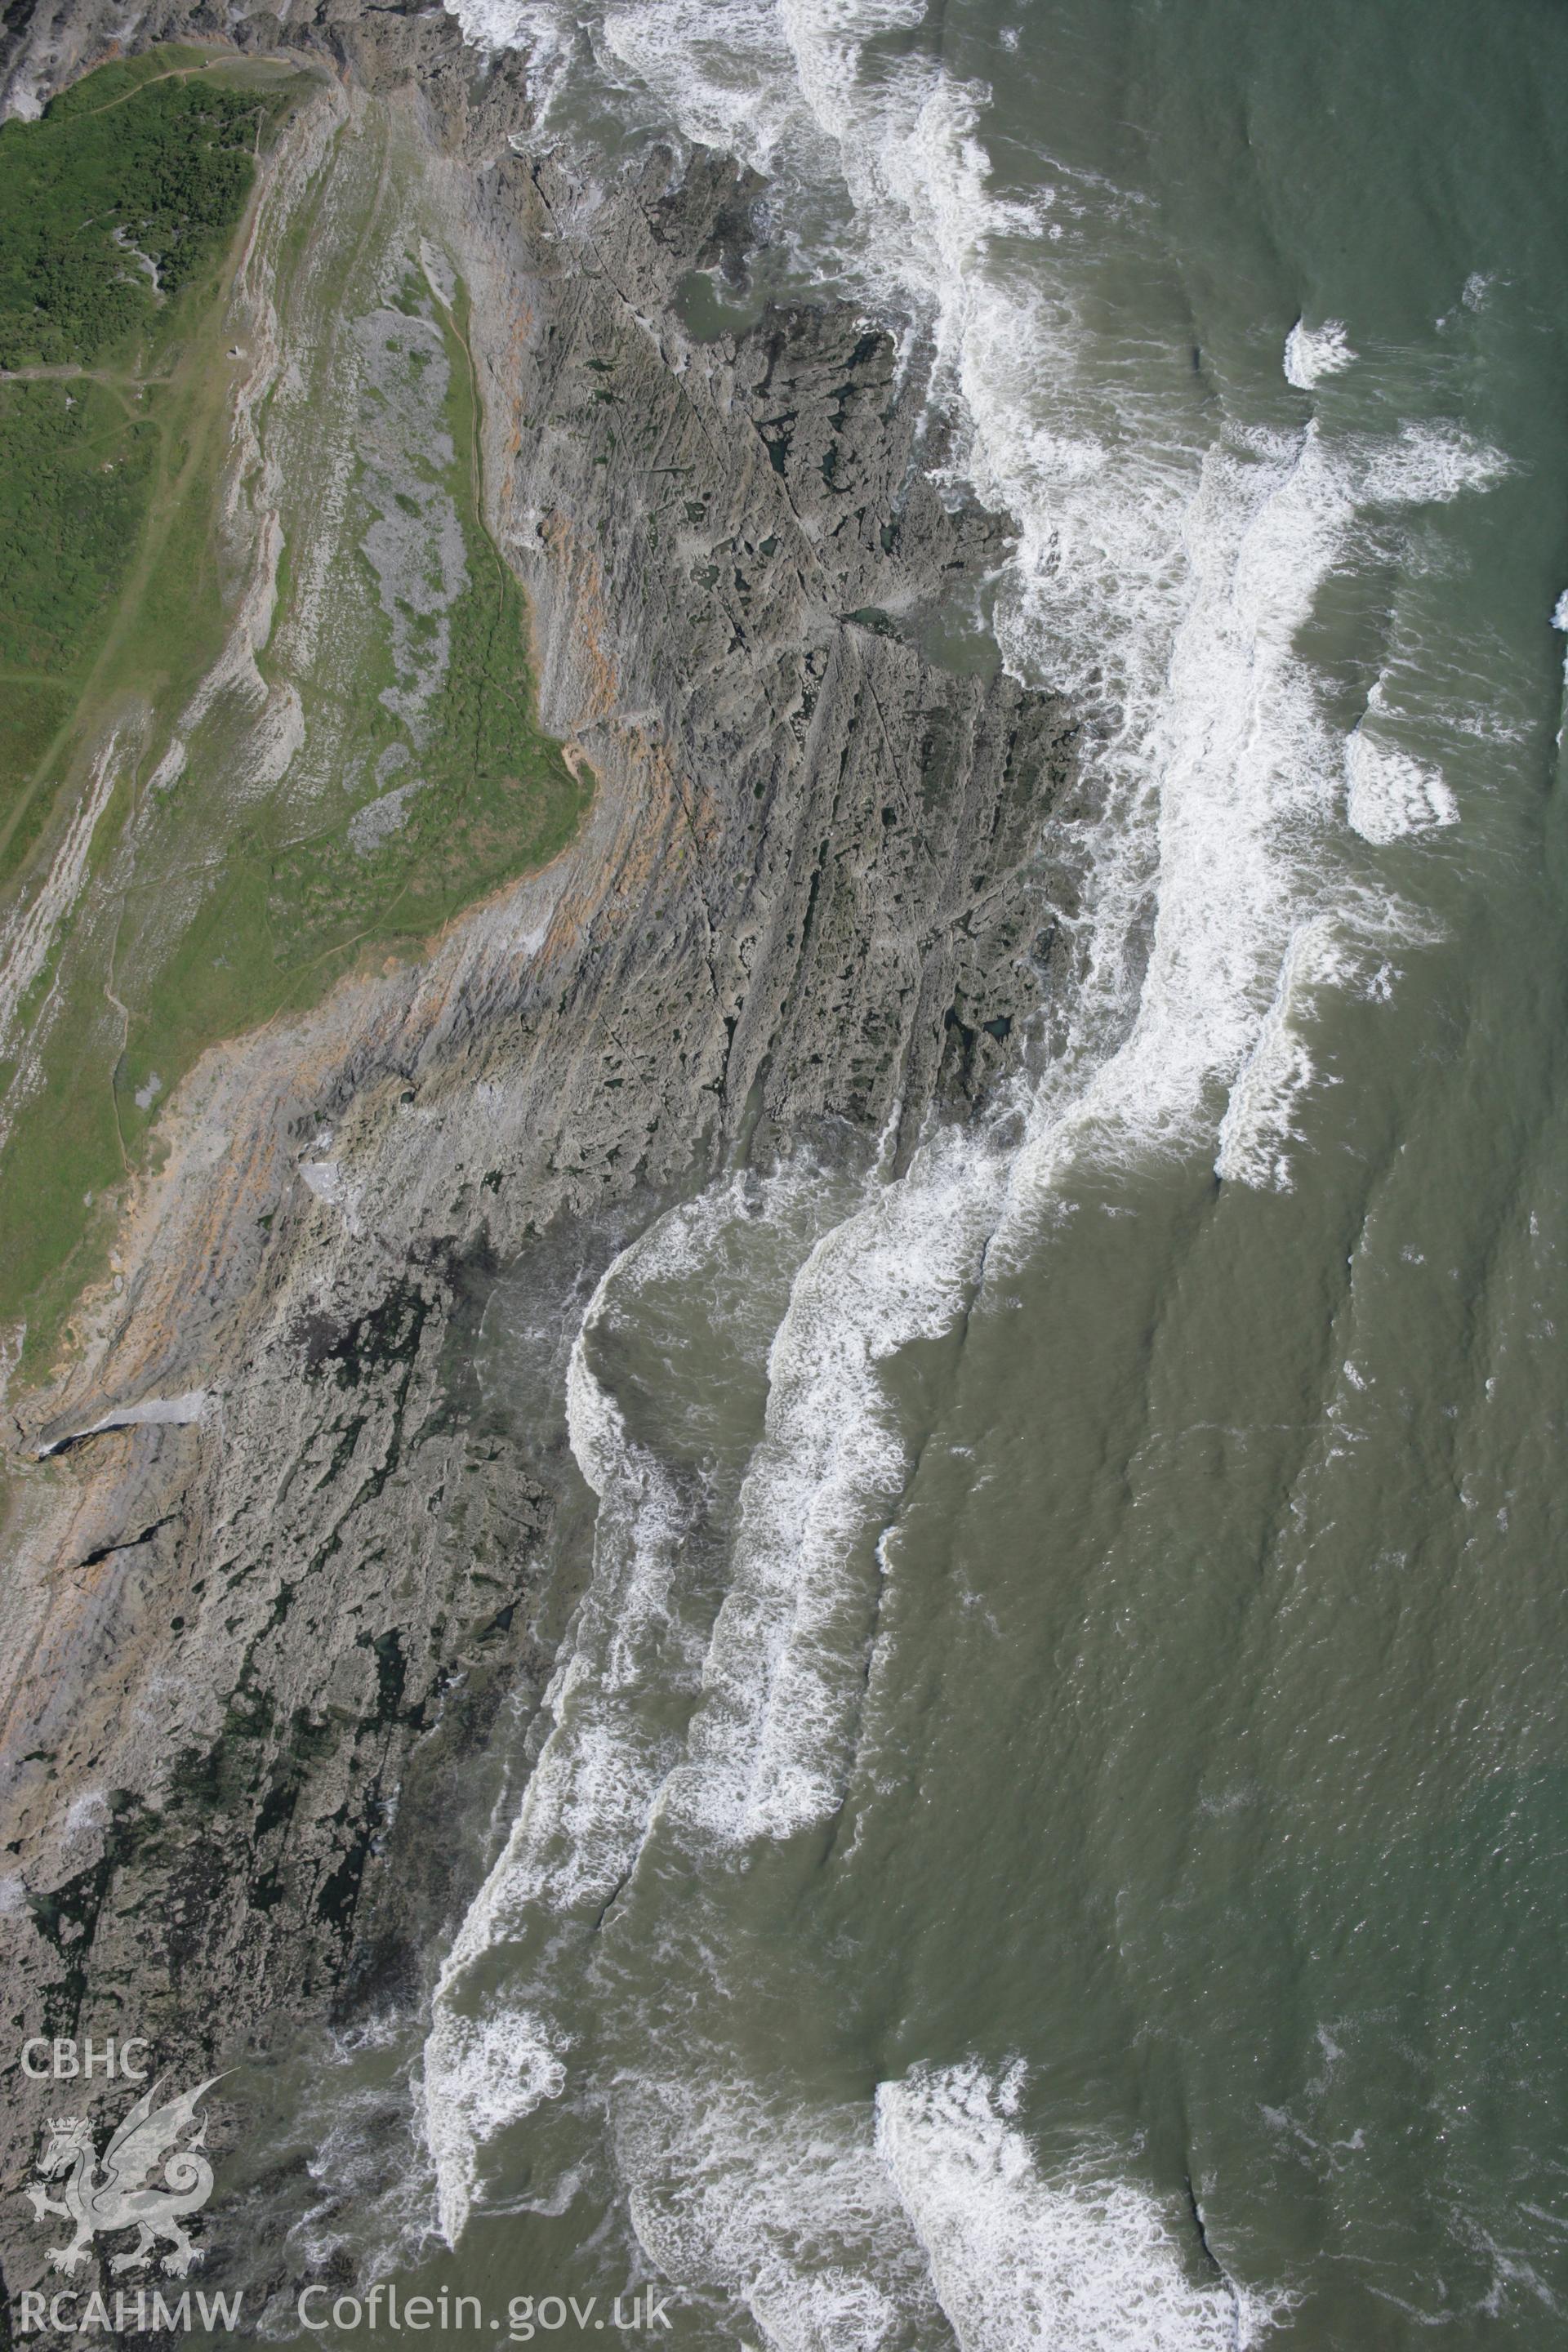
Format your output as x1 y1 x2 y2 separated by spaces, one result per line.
0 52 592 1376
0 48 265 369
0 51 291 860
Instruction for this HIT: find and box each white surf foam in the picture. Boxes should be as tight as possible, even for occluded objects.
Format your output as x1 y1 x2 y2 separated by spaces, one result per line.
1283 318 1355 390
424 1168 845 2241
662 1134 996 1845
421 1222 702 2242
1344 730 1459 844
618 2075 934 2352
614 2060 1290 2352
421 2007 570 2247
878 2062 1292 2352
442 1179 801 1951
986 417 1501 1223
1214 918 1352 1190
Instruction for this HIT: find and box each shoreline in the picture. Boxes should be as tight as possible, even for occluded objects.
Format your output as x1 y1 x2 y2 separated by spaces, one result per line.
0 2 1078 2312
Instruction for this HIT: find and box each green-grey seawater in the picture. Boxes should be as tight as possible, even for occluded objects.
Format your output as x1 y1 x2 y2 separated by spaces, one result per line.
231 2 1568 2343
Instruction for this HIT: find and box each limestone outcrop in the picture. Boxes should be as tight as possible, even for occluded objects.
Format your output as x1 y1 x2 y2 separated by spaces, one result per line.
0 0 1079 2298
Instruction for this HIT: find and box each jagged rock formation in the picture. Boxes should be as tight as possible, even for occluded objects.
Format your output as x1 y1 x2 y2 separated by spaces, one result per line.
0 0 1080 2295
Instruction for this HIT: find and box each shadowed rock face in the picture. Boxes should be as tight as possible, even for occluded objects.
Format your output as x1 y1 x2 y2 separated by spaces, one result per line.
0 0 1079 2267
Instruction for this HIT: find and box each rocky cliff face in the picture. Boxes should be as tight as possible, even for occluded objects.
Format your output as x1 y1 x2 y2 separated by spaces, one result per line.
0 0 1079 2294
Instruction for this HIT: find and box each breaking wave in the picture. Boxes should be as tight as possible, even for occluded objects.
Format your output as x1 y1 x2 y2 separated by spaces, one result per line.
877 2064 1296 2352
1283 317 1356 390
611 2061 1294 2352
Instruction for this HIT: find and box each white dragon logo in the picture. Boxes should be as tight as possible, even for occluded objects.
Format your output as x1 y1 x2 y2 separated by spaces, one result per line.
24 2076 222 2277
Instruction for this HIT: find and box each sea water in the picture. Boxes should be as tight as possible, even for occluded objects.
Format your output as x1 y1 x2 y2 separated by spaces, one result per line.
243 2 1568 2343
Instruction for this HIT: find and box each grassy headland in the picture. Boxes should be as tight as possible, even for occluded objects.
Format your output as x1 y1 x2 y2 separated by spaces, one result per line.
0 49 590 1374
0 49 280 878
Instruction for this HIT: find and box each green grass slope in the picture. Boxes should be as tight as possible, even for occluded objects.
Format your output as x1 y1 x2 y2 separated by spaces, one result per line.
0 50 590 1375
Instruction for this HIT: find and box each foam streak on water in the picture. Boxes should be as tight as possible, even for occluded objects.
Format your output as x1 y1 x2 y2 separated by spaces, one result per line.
617 2075 941 2352
655 1135 1005 1846
421 1169 843 2243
